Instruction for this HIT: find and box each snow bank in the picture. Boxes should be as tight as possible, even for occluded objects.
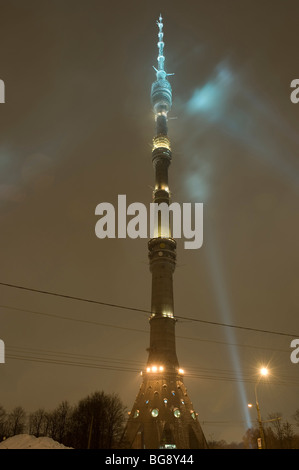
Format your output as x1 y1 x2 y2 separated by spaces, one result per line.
0 434 72 449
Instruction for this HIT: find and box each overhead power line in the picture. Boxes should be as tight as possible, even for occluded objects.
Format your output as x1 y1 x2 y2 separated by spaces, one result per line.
0 303 291 355
0 281 150 315
0 281 298 338
0 303 147 335
7 344 299 385
5 351 299 387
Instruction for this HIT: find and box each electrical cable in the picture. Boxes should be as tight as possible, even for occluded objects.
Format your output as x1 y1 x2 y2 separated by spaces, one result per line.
0 281 298 338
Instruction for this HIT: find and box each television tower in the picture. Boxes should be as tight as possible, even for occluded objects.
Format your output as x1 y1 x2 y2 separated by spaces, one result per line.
123 16 208 449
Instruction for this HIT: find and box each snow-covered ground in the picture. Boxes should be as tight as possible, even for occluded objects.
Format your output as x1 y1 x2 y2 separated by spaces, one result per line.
0 434 72 449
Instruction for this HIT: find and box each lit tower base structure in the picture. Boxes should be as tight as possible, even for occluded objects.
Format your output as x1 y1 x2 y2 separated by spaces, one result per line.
123 16 208 449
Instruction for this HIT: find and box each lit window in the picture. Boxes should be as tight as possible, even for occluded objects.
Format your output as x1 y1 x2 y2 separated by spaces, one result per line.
147 365 165 373
133 410 139 418
154 185 170 193
152 135 171 151
162 312 174 318
163 398 168 404
191 411 196 420
173 409 181 418
156 111 167 118
151 408 159 418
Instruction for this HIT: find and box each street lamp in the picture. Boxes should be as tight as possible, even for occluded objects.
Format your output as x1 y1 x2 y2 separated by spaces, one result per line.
260 367 268 377
248 366 269 449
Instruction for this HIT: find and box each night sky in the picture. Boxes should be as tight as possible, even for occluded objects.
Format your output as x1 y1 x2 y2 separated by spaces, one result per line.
0 0 298 444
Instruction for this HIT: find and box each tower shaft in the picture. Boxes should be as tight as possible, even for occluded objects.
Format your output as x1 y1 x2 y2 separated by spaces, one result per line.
123 16 207 449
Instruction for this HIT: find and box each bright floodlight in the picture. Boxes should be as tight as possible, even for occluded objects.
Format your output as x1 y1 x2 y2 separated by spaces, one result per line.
260 367 268 376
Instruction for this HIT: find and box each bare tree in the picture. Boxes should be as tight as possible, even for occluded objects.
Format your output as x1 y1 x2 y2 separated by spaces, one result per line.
29 409 47 437
268 412 284 448
244 412 299 449
294 409 299 428
0 405 7 440
68 391 126 449
243 426 261 449
104 393 127 448
44 410 59 441
281 421 295 449
6 406 26 436
54 401 72 443
40 401 72 444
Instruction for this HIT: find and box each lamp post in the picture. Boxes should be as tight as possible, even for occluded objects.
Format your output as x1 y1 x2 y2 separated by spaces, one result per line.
248 367 269 449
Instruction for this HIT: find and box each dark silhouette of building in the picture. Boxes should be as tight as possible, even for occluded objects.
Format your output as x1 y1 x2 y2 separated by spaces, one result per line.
123 16 208 449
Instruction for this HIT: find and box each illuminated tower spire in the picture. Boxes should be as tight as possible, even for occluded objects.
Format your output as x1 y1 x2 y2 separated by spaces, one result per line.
148 14 177 369
123 16 207 450
152 14 173 136
155 14 166 75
